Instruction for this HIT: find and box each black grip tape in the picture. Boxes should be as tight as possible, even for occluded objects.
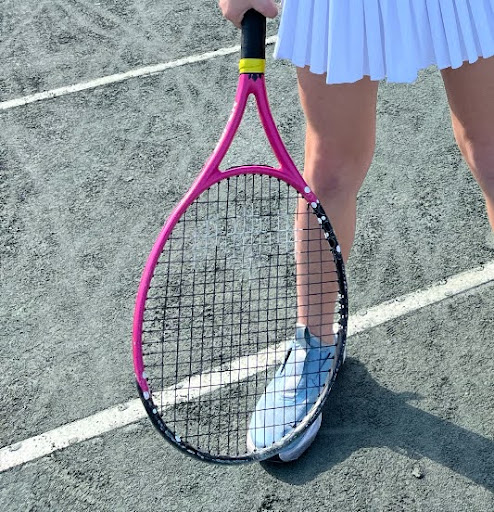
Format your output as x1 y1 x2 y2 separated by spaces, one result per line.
241 9 266 60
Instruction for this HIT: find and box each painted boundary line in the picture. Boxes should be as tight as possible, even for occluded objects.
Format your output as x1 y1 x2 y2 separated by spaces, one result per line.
1 260 493 472
0 36 278 111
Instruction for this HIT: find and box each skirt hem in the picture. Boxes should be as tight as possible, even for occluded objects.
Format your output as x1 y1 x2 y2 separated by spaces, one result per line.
274 51 494 84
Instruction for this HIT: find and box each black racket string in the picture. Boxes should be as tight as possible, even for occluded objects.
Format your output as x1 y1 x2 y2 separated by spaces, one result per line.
141 174 344 457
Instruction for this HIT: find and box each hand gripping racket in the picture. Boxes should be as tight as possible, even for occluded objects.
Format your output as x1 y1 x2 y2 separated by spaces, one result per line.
132 10 348 464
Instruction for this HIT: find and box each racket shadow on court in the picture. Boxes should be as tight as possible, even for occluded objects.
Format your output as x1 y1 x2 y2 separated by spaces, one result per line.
262 357 494 492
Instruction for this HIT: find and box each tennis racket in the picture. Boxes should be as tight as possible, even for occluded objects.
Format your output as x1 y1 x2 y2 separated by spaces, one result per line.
132 9 348 464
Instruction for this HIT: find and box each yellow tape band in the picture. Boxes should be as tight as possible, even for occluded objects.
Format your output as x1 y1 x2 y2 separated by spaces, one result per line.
239 58 266 74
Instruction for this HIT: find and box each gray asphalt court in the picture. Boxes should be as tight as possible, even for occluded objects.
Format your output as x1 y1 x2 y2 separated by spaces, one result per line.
1 1 494 511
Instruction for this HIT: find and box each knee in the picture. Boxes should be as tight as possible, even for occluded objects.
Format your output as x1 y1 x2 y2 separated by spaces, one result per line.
304 150 374 198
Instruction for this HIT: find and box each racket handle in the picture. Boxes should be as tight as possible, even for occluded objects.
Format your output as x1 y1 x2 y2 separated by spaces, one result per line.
241 9 266 61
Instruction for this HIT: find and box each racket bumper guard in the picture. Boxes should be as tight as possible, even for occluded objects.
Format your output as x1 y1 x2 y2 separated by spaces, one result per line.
239 58 266 75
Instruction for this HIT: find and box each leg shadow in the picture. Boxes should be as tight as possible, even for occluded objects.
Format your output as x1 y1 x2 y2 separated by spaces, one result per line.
262 358 494 491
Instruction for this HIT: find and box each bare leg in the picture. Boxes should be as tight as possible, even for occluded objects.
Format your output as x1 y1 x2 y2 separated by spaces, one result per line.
295 68 379 342
441 57 494 231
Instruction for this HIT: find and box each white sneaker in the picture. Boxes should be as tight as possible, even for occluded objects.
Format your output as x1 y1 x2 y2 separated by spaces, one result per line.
247 324 346 462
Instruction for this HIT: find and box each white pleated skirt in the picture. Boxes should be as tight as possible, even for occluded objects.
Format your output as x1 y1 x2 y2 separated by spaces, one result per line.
274 0 494 84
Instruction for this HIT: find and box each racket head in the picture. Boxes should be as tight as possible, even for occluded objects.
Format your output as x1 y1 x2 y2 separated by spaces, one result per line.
133 168 348 464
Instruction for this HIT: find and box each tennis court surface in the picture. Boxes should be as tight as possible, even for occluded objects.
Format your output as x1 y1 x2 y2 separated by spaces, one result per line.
1 1 493 511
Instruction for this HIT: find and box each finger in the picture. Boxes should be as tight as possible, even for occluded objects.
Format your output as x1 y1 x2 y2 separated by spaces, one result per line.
218 1 245 28
252 0 279 19
232 10 246 29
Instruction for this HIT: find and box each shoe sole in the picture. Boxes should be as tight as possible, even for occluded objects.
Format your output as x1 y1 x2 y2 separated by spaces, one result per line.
246 414 323 463
277 413 323 462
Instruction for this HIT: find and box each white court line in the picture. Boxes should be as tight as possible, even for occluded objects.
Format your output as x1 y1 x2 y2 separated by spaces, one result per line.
1 260 493 472
0 36 278 111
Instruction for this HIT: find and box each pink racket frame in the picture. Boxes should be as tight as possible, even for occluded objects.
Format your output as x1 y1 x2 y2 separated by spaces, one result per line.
133 74 324 395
